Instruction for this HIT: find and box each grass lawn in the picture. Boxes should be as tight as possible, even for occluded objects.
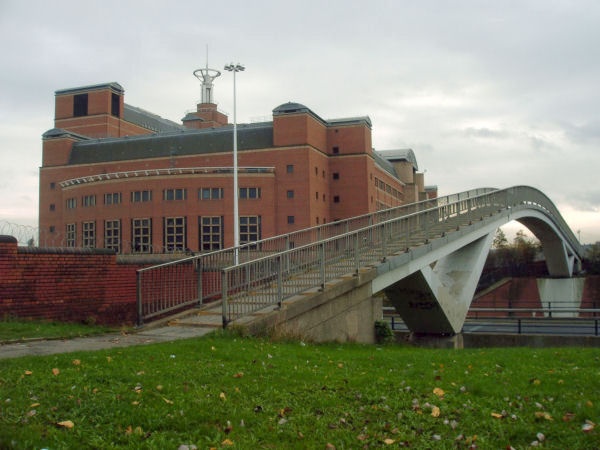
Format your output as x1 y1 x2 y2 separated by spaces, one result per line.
0 332 598 449
0 319 115 343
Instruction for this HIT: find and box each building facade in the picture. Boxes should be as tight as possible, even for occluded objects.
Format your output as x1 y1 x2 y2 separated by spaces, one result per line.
39 73 435 254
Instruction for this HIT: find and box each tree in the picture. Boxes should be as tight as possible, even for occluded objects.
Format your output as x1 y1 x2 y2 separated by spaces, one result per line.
493 228 509 249
512 229 539 267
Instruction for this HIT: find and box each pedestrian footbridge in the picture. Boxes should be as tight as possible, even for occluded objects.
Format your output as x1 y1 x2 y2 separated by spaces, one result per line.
137 186 583 342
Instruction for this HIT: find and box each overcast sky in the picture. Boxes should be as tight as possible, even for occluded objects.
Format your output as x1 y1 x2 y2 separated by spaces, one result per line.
1 0 598 243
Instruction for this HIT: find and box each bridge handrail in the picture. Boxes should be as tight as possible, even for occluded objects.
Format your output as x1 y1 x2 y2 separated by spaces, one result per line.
218 186 583 325
136 186 582 326
137 187 497 274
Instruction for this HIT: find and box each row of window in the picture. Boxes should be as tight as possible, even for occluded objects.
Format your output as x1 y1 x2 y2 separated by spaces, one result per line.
64 216 262 253
374 177 402 200
63 187 261 209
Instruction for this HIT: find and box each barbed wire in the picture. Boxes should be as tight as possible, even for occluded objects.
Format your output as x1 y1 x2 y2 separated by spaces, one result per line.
0 221 39 246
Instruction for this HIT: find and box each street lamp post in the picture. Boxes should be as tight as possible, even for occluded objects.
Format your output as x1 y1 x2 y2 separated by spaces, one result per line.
224 63 245 264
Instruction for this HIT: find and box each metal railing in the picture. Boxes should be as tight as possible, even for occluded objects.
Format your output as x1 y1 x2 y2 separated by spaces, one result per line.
385 307 600 336
136 186 584 326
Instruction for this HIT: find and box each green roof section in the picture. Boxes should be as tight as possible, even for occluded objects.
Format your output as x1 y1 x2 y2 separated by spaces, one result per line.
68 123 274 165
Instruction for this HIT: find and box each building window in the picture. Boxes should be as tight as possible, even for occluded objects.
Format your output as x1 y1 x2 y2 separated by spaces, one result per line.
332 173 339 180
104 219 121 253
315 167 318 175
334 196 340 203
322 170 325 178
82 221 96 248
50 182 56 190
239 187 261 199
240 216 261 244
332 146 339 154
164 217 186 252
132 218 152 253
111 93 120 117
287 216 295 224
49 226 55 233
199 187 224 200
286 164 294 173
66 198 76 209
322 194 326 202
200 216 223 251
164 188 187 201
73 93 88 117
82 195 96 207
131 190 152 203
286 190 294 199
49 204 55 211
66 223 76 247
104 192 122 205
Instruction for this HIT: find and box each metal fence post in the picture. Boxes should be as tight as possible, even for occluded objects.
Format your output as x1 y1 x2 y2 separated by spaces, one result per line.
354 232 360 275
277 254 283 308
221 270 228 328
319 242 325 290
136 270 143 326
196 257 203 306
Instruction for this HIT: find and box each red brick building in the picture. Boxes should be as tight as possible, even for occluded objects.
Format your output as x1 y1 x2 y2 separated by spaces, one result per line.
39 74 435 254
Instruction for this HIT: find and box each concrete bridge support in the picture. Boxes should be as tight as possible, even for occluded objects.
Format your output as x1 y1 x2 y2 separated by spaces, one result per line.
241 271 382 343
385 233 495 335
537 277 585 318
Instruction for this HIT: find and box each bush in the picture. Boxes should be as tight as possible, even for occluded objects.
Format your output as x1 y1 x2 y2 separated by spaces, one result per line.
374 320 394 344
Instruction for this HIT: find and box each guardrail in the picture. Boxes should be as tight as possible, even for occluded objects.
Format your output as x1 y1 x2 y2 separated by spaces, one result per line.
137 186 584 326
385 307 600 336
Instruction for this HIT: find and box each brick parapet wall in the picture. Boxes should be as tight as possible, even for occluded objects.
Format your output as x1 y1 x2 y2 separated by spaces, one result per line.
471 275 600 317
0 236 141 325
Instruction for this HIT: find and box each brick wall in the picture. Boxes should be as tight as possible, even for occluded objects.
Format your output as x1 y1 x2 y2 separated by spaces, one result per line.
0 235 140 325
471 275 600 317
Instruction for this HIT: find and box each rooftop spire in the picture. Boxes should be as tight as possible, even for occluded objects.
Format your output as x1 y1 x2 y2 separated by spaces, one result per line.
193 47 221 104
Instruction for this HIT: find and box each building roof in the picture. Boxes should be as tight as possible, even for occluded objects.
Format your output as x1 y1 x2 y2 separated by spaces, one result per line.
42 128 90 141
273 102 372 128
123 104 185 133
68 123 274 165
372 150 400 180
378 149 419 171
55 82 124 96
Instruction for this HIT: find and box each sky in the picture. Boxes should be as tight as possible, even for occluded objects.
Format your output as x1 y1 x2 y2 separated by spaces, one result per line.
0 0 599 244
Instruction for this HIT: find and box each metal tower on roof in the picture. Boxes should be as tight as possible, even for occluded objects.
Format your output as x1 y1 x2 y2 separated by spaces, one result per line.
193 48 221 104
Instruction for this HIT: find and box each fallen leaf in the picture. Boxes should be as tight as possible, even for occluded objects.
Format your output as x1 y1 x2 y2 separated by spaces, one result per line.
52 368 60 376
433 387 445 398
72 359 81 366
162 397 173 404
536 432 545 442
491 412 504 419
384 438 395 445
563 412 576 422
431 406 441 417
233 372 244 378
219 392 226 401
57 420 74 429
30 403 40 408
582 421 595 432
534 411 553 421
24 370 32 376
